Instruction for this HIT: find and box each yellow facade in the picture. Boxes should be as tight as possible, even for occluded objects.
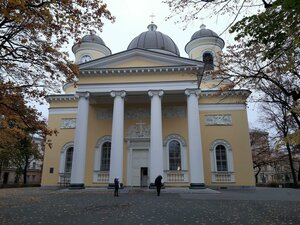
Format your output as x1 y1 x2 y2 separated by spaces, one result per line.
42 22 255 189
42 54 255 189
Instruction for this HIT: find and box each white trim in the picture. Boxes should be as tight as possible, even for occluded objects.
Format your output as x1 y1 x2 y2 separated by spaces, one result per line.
94 136 112 171
126 140 150 186
93 136 111 183
164 136 188 172
46 95 76 102
77 81 198 93
210 139 233 172
79 48 204 69
209 139 235 182
59 142 74 175
199 104 246 111
163 134 187 147
185 37 224 54
49 108 78 115
80 65 201 75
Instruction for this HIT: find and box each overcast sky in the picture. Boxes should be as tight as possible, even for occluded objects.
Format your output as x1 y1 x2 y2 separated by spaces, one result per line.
38 0 260 127
89 0 237 58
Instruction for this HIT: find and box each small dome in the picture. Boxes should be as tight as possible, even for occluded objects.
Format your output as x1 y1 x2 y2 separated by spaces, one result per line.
185 24 225 54
72 31 111 55
190 24 221 41
81 31 106 46
127 24 180 56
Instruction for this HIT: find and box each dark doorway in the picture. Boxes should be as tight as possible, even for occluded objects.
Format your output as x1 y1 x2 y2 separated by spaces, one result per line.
140 167 148 187
3 172 9 184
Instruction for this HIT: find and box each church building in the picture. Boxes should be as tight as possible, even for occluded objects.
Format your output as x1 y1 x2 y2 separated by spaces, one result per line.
41 23 255 189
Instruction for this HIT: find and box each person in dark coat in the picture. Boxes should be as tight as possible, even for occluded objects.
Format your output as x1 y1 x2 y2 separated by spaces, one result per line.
114 177 119 197
154 175 163 196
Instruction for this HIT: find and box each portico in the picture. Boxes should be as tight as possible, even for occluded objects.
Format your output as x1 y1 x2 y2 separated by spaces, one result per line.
69 85 205 189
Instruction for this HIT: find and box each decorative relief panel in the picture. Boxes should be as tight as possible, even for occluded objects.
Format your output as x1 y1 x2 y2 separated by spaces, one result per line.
163 106 185 118
60 118 76 129
97 107 186 120
127 124 150 138
96 109 112 120
205 114 232 126
125 108 150 119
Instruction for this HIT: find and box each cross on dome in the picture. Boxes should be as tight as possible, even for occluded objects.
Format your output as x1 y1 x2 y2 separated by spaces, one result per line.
150 13 155 24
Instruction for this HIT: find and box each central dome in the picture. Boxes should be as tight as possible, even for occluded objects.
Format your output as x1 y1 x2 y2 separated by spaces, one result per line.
127 24 180 56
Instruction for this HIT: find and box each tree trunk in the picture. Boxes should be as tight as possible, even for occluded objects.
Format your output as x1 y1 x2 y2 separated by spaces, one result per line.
0 161 2 184
254 167 261 184
23 156 29 185
298 161 300 182
286 142 298 188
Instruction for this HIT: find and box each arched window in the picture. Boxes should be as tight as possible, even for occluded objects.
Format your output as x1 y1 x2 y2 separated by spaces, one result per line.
169 140 181 170
210 139 234 173
65 147 73 173
100 141 111 171
203 52 214 71
215 145 227 171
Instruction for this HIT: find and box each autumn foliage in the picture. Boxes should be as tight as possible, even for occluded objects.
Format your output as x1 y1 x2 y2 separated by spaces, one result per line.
0 1 114 162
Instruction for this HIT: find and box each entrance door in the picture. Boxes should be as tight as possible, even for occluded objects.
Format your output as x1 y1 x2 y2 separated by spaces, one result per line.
3 172 9 184
140 167 148 187
131 149 148 186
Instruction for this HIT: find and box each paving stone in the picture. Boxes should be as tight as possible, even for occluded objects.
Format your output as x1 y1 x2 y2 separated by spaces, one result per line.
0 187 300 225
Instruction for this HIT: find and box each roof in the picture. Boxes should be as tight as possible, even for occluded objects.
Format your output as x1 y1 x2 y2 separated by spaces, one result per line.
127 24 180 56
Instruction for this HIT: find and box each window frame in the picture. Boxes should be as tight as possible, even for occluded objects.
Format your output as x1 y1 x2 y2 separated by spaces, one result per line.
64 147 74 173
168 140 182 171
202 51 214 71
59 142 74 175
215 144 228 171
163 134 187 171
100 141 111 171
210 139 234 173
94 135 112 172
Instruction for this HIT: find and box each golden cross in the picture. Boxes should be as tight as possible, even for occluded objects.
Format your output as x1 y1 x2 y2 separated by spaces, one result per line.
150 13 155 24
200 17 204 25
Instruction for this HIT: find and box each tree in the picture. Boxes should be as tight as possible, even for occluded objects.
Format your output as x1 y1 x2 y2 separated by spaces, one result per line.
250 129 274 183
0 1 114 150
165 0 300 185
1 1 114 96
259 92 299 187
164 0 299 30
0 82 53 143
217 5 300 142
11 134 41 184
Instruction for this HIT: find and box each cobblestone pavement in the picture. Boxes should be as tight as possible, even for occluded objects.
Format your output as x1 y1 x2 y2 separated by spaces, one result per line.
0 187 300 225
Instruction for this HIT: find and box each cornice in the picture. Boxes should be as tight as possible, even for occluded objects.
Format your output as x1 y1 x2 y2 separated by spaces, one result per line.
200 89 251 98
80 65 203 76
46 94 77 103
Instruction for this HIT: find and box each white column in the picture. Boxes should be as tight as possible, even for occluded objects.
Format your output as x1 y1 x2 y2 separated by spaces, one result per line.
108 91 126 187
70 92 90 189
148 90 164 188
185 89 205 188
93 146 100 182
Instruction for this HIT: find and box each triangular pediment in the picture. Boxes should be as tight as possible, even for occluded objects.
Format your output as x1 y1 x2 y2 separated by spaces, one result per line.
79 48 203 70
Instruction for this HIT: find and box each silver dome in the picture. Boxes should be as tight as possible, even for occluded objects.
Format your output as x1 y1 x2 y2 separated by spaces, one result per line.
81 32 106 46
185 24 225 52
190 24 221 41
72 31 111 54
127 24 180 56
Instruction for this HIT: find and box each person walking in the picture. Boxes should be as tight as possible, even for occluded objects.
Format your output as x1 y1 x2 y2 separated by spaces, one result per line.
154 175 163 196
114 177 119 197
